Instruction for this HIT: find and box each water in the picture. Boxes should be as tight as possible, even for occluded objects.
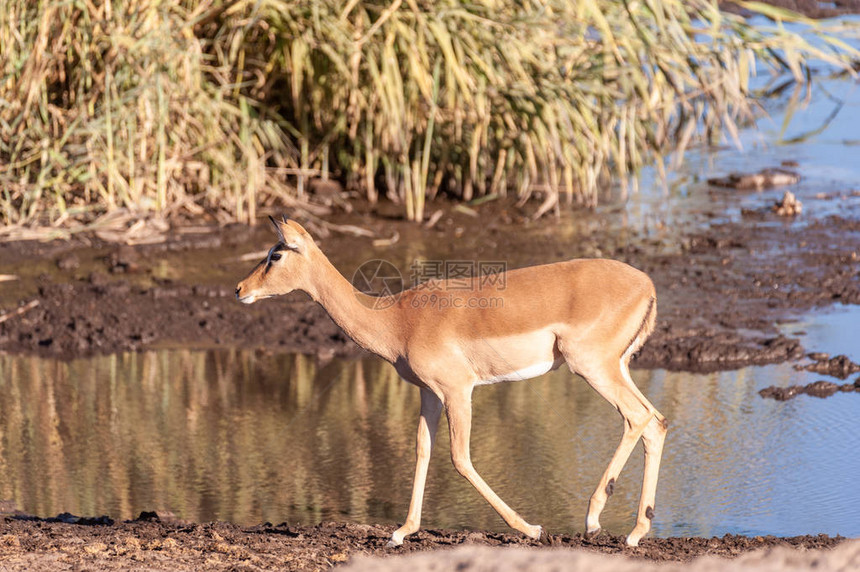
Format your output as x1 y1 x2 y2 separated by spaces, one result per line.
611 31 860 245
1 307 858 538
2 17 859 542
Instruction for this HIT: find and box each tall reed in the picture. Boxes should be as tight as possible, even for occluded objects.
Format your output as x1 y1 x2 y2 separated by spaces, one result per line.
0 0 295 227
206 0 860 221
1 0 857 228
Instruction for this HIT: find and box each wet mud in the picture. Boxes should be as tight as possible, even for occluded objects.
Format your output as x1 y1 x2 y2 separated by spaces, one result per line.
5 204 857 372
0 515 848 572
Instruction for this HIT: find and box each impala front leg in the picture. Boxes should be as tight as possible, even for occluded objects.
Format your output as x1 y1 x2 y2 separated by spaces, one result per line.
446 387 546 543
388 387 443 547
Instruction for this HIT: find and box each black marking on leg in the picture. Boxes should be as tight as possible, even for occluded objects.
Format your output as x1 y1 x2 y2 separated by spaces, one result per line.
645 506 654 520
660 417 669 430
605 478 615 497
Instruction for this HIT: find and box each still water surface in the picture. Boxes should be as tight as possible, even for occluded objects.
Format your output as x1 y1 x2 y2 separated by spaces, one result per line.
1 308 858 538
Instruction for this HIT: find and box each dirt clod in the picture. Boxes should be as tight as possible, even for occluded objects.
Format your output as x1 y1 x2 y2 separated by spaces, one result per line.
798 354 860 379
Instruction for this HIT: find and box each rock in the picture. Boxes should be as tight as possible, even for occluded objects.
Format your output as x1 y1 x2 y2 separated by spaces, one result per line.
708 168 800 191
773 191 802 216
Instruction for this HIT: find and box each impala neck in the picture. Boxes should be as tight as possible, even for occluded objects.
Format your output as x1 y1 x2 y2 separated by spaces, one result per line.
304 248 402 363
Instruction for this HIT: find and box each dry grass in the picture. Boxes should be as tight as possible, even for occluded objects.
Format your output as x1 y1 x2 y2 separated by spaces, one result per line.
1 0 857 234
0 0 297 231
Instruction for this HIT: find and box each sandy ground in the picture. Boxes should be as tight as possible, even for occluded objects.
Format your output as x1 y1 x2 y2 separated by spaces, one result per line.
345 540 860 572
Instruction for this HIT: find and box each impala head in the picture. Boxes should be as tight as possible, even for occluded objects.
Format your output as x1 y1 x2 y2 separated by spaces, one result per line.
235 216 316 304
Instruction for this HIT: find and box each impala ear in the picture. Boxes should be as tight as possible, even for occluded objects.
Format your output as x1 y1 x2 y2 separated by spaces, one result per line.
268 215 286 243
284 218 311 238
270 214 306 251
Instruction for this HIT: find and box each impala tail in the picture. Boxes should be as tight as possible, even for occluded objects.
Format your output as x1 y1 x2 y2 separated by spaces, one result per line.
624 295 656 362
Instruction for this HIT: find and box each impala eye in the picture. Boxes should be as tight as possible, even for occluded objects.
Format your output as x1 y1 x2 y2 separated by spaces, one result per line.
270 252 282 262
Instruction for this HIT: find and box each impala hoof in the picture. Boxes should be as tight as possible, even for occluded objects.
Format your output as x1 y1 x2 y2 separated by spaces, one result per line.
386 539 401 549
538 527 552 545
626 528 648 547
584 527 602 539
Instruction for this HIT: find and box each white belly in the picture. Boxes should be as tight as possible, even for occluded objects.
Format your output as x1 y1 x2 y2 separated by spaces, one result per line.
476 357 565 386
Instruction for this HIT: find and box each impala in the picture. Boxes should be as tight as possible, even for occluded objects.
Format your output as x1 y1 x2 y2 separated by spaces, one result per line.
236 216 667 547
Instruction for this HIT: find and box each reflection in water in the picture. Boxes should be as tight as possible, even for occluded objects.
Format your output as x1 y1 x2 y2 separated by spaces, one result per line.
0 349 858 538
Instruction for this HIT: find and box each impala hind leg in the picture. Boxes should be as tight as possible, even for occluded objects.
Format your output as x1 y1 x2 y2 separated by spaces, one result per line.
388 388 443 547
626 414 667 545
445 387 547 543
579 360 667 547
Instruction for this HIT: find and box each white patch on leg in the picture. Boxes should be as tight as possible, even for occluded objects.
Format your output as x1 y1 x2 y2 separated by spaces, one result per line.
621 333 642 365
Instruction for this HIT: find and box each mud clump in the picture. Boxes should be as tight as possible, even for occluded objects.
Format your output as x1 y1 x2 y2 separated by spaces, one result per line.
760 352 860 400
759 378 860 401
798 354 860 379
55 252 80 271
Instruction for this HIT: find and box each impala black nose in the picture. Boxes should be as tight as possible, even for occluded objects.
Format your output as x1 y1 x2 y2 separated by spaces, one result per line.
235 287 241 299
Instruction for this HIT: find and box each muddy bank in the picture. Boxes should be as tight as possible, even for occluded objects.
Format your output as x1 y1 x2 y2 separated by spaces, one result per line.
1 206 858 372
634 214 860 370
0 516 848 572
